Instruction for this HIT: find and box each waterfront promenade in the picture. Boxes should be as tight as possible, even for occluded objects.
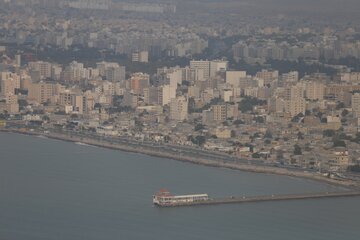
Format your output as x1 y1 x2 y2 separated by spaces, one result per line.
1 127 359 189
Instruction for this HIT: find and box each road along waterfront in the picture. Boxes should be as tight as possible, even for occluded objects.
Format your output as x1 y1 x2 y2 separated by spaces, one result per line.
1 127 359 190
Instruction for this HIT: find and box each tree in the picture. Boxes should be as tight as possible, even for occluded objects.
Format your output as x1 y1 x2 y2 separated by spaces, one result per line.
254 116 265 123
294 144 302 155
264 130 273 139
333 139 346 147
297 131 304 140
253 132 261 138
222 121 229 126
348 165 360 172
341 109 349 117
94 103 102 109
188 98 197 113
323 129 336 137
336 102 345 110
276 149 284 160
70 114 78 119
0 110 9 120
231 130 236 138
291 112 304 123
238 97 267 113
42 115 50 122
188 135 206 146
194 124 205 132
18 99 28 109
233 119 245 126
352 133 360 143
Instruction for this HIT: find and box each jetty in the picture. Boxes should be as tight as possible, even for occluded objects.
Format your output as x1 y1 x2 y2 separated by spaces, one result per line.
155 191 360 207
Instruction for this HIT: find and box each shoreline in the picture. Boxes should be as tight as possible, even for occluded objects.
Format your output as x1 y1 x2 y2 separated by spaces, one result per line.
1 128 359 189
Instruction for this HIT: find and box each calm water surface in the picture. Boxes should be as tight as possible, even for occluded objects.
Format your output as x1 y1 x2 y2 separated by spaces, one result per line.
0 133 359 240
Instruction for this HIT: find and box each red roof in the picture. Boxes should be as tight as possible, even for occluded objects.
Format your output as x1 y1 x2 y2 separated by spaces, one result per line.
156 189 173 197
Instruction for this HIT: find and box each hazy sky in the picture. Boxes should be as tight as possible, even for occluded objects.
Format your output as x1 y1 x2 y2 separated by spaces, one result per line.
157 0 360 19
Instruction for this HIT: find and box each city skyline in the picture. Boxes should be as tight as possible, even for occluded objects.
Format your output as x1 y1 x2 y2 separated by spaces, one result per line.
1 1 360 239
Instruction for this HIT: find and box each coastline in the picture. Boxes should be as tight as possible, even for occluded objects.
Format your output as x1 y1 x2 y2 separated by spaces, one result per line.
1 128 358 189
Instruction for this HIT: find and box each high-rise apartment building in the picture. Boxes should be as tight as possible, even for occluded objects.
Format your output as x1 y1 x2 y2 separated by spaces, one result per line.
190 60 210 80
212 104 227 122
105 66 126 83
352 93 360 117
0 72 20 98
305 81 325 100
68 0 110 10
132 51 149 63
130 73 150 94
281 71 299 83
226 71 247 87
29 61 52 80
256 70 279 85
170 96 188 121
28 82 58 104
144 87 162 105
210 60 228 78
284 85 306 117
190 60 228 80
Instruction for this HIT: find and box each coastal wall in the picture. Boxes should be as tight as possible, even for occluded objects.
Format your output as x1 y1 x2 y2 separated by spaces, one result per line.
1 128 358 189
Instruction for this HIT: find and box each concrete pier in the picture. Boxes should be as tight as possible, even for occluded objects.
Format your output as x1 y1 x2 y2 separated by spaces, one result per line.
158 191 360 207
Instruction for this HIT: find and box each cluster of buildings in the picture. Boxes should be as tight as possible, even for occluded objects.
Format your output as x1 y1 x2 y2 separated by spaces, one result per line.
1 54 360 173
233 29 360 63
3 0 360 65
0 2 207 57
67 0 176 13
1 0 360 176
68 0 111 10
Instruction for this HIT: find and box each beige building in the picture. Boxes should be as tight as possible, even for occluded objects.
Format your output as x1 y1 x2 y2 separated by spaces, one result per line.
305 81 324 100
0 72 20 98
170 96 188 121
0 72 20 113
29 61 52 79
340 72 360 83
331 149 350 171
283 84 306 116
269 96 286 113
281 71 299 83
209 60 228 78
286 98 306 117
256 70 279 85
72 95 84 114
190 60 210 80
132 51 149 63
352 93 360 117
130 73 150 94
28 82 59 104
226 71 247 87
212 104 227 122
214 127 232 139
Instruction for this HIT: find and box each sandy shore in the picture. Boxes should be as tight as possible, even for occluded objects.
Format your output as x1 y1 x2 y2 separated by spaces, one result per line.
1 128 359 189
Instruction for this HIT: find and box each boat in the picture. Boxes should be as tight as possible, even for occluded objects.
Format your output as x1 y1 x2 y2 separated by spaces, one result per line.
153 189 209 207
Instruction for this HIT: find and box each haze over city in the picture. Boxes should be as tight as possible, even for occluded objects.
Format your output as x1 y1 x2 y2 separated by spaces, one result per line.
0 0 360 239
